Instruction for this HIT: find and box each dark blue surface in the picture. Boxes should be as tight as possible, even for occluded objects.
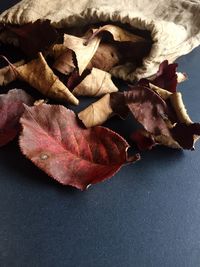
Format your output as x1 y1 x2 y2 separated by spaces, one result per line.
1 1 200 267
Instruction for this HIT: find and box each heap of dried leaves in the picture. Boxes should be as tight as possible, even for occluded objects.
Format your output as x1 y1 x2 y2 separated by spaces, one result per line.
0 20 199 190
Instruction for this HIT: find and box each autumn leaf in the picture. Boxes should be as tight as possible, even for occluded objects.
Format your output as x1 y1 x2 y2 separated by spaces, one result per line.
131 130 156 151
72 67 118 97
78 94 113 128
0 58 24 86
7 20 59 58
52 34 101 75
19 104 139 190
0 89 34 147
87 43 120 71
139 60 180 93
16 53 79 105
53 48 76 75
86 24 151 65
86 24 147 44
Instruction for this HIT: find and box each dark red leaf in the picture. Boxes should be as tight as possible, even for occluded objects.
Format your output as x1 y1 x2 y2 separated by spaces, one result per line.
19 104 139 190
139 60 178 92
125 85 170 136
0 89 34 147
131 130 156 151
171 123 200 150
7 20 59 58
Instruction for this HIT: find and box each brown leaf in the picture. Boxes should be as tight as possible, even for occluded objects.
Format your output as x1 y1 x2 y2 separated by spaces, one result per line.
19 104 139 190
87 43 120 71
86 24 146 44
0 89 34 147
16 53 79 105
7 20 59 58
56 34 101 75
0 58 24 86
78 94 113 128
72 67 118 97
53 48 76 75
86 24 151 65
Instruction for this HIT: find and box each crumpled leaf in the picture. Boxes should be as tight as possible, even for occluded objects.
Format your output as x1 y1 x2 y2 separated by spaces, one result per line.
139 60 179 93
87 43 120 71
86 24 147 44
131 130 156 151
78 94 113 128
52 34 101 75
19 104 139 190
72 67 118 97
53 48 75 75
0 89 34 147
16 53 79 105
7 20 59 58
124 86 170 136
86 24 151 65
0 58 24 85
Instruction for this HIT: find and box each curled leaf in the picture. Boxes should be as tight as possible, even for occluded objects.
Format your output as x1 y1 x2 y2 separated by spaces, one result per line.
86 24 146 44
53 48 75 75
60 34 101 75
16 53 79 105
78 94 113 128
72 67 118 97
87 43 120 71
0 59 24 86
7 20 59 58
139 60 179 93
0 89 34 147
19 104 139 190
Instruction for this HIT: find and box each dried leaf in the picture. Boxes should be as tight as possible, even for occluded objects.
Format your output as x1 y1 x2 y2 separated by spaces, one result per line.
131 130 156 151
72 67 118 97
87 24 146 43
59 34 101 75
86 24 151 65
16 53 79 105
0 89 34 147
19 104 139 190
0 59 24 86
139 60 179 93
87 43 120 71
78 94 113 128
53 48 75 75
7 20 59 58
124 86 170 136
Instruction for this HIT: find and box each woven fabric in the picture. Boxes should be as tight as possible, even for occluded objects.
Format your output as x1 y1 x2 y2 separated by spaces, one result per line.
0 0 200 80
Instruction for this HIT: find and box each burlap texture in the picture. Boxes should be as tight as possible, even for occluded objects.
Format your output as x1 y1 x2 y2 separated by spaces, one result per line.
0 0 200 80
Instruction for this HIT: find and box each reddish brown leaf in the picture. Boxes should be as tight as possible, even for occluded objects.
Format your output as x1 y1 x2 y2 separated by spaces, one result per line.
19 104 139 190
124 86 170 136
7 20 59 58
0 89 34 147
139 60 178 92
171 123 200 150
131 130 156 151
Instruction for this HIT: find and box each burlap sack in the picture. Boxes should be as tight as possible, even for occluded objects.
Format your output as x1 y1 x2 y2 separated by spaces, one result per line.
0 0 200 81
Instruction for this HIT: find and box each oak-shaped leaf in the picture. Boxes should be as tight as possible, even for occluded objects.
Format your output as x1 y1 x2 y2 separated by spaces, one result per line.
0 89 34 147
19 104 139 190
7 20 59 58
